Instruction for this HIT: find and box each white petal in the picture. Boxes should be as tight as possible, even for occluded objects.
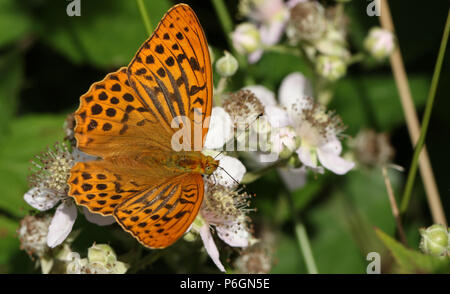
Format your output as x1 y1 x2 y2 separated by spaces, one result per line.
243 85 276 108
72 148 98 162
279 72 313 110
82 207 116 226
321 136 342 155
204 107 234 149
199 224 225 272
260 20 286 46
214 155 246 187
24 187 60 211
264 105 291 128
296 146 317 168
317 148 355 175
277 167 307 191
248 49 264 64
216 221 250 247
47 201 77 248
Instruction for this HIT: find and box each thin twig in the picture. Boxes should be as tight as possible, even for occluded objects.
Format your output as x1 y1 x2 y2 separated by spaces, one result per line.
381 166 408 246
400 9 450 221
379 0 447 226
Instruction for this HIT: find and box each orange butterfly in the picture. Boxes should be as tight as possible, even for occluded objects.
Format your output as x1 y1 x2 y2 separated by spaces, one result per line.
68 4 219 249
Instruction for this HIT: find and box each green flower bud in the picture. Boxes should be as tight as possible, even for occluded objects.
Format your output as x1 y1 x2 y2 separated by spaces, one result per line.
88 243 117 265
216 51 239 77
315 55 347 81
419 224 449 256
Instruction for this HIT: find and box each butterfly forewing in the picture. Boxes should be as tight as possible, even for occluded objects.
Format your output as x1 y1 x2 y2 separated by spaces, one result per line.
127 4 213 150
73 67 173 158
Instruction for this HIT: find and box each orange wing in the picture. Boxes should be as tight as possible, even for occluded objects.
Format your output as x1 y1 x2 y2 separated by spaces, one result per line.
69 4 213 249
68 156 181 216
127 4 213 150
73 67 173 158
115 173 204 248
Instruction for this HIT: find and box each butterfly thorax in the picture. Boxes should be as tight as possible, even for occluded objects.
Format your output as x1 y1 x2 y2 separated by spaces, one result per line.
140 151 218 175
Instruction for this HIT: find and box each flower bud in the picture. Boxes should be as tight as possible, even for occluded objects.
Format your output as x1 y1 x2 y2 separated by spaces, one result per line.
17 214 52 258
287 1 326 43
216 51 239 77
419 224 449 256
231 23 262 55
88 243 117 265
364 27 395 60
315 55 347 81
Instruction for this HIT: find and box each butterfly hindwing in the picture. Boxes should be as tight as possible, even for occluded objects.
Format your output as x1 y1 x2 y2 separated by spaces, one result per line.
127 4 213 150
114 173 204 248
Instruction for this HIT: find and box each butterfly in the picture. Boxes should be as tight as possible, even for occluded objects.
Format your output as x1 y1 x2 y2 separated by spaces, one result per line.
67 4 218 249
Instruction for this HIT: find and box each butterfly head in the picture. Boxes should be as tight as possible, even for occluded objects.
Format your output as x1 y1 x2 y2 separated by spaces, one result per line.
203 156 219 176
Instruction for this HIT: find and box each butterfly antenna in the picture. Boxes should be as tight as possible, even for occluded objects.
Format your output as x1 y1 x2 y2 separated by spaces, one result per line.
218 165 240 186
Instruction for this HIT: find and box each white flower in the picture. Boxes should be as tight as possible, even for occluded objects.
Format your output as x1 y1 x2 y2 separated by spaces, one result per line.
279 72 354 174
364 27 395 60
24 143 115 249
190 155 254 272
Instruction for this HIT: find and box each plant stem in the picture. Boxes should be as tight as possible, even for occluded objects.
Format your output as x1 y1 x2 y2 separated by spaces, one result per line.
382 166 408 246
294 221 318 274
264 45 303 57
400 9 450 218
285 190 318 274
210 0 247 68
136 0 153 36
379 0 447 226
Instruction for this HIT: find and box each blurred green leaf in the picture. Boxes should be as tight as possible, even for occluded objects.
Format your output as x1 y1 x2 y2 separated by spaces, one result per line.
248 51 313 91
40 0 171 68
308 194 366 273
332 74 430 134
307 169 398 273
375 228 450 273
0 114 66 217
0 0 32 47
0 52 23 135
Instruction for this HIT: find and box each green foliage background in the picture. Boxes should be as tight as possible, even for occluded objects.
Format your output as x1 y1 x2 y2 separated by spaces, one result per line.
0 0 449 273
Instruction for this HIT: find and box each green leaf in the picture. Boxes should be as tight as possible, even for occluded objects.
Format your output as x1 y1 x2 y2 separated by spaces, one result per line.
248 51 313 91
307 169 398 273
375 228 450 273
0 0 32 47
0 52 23 135
0 114 66 217
332 74 430 134
40 0 171 68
